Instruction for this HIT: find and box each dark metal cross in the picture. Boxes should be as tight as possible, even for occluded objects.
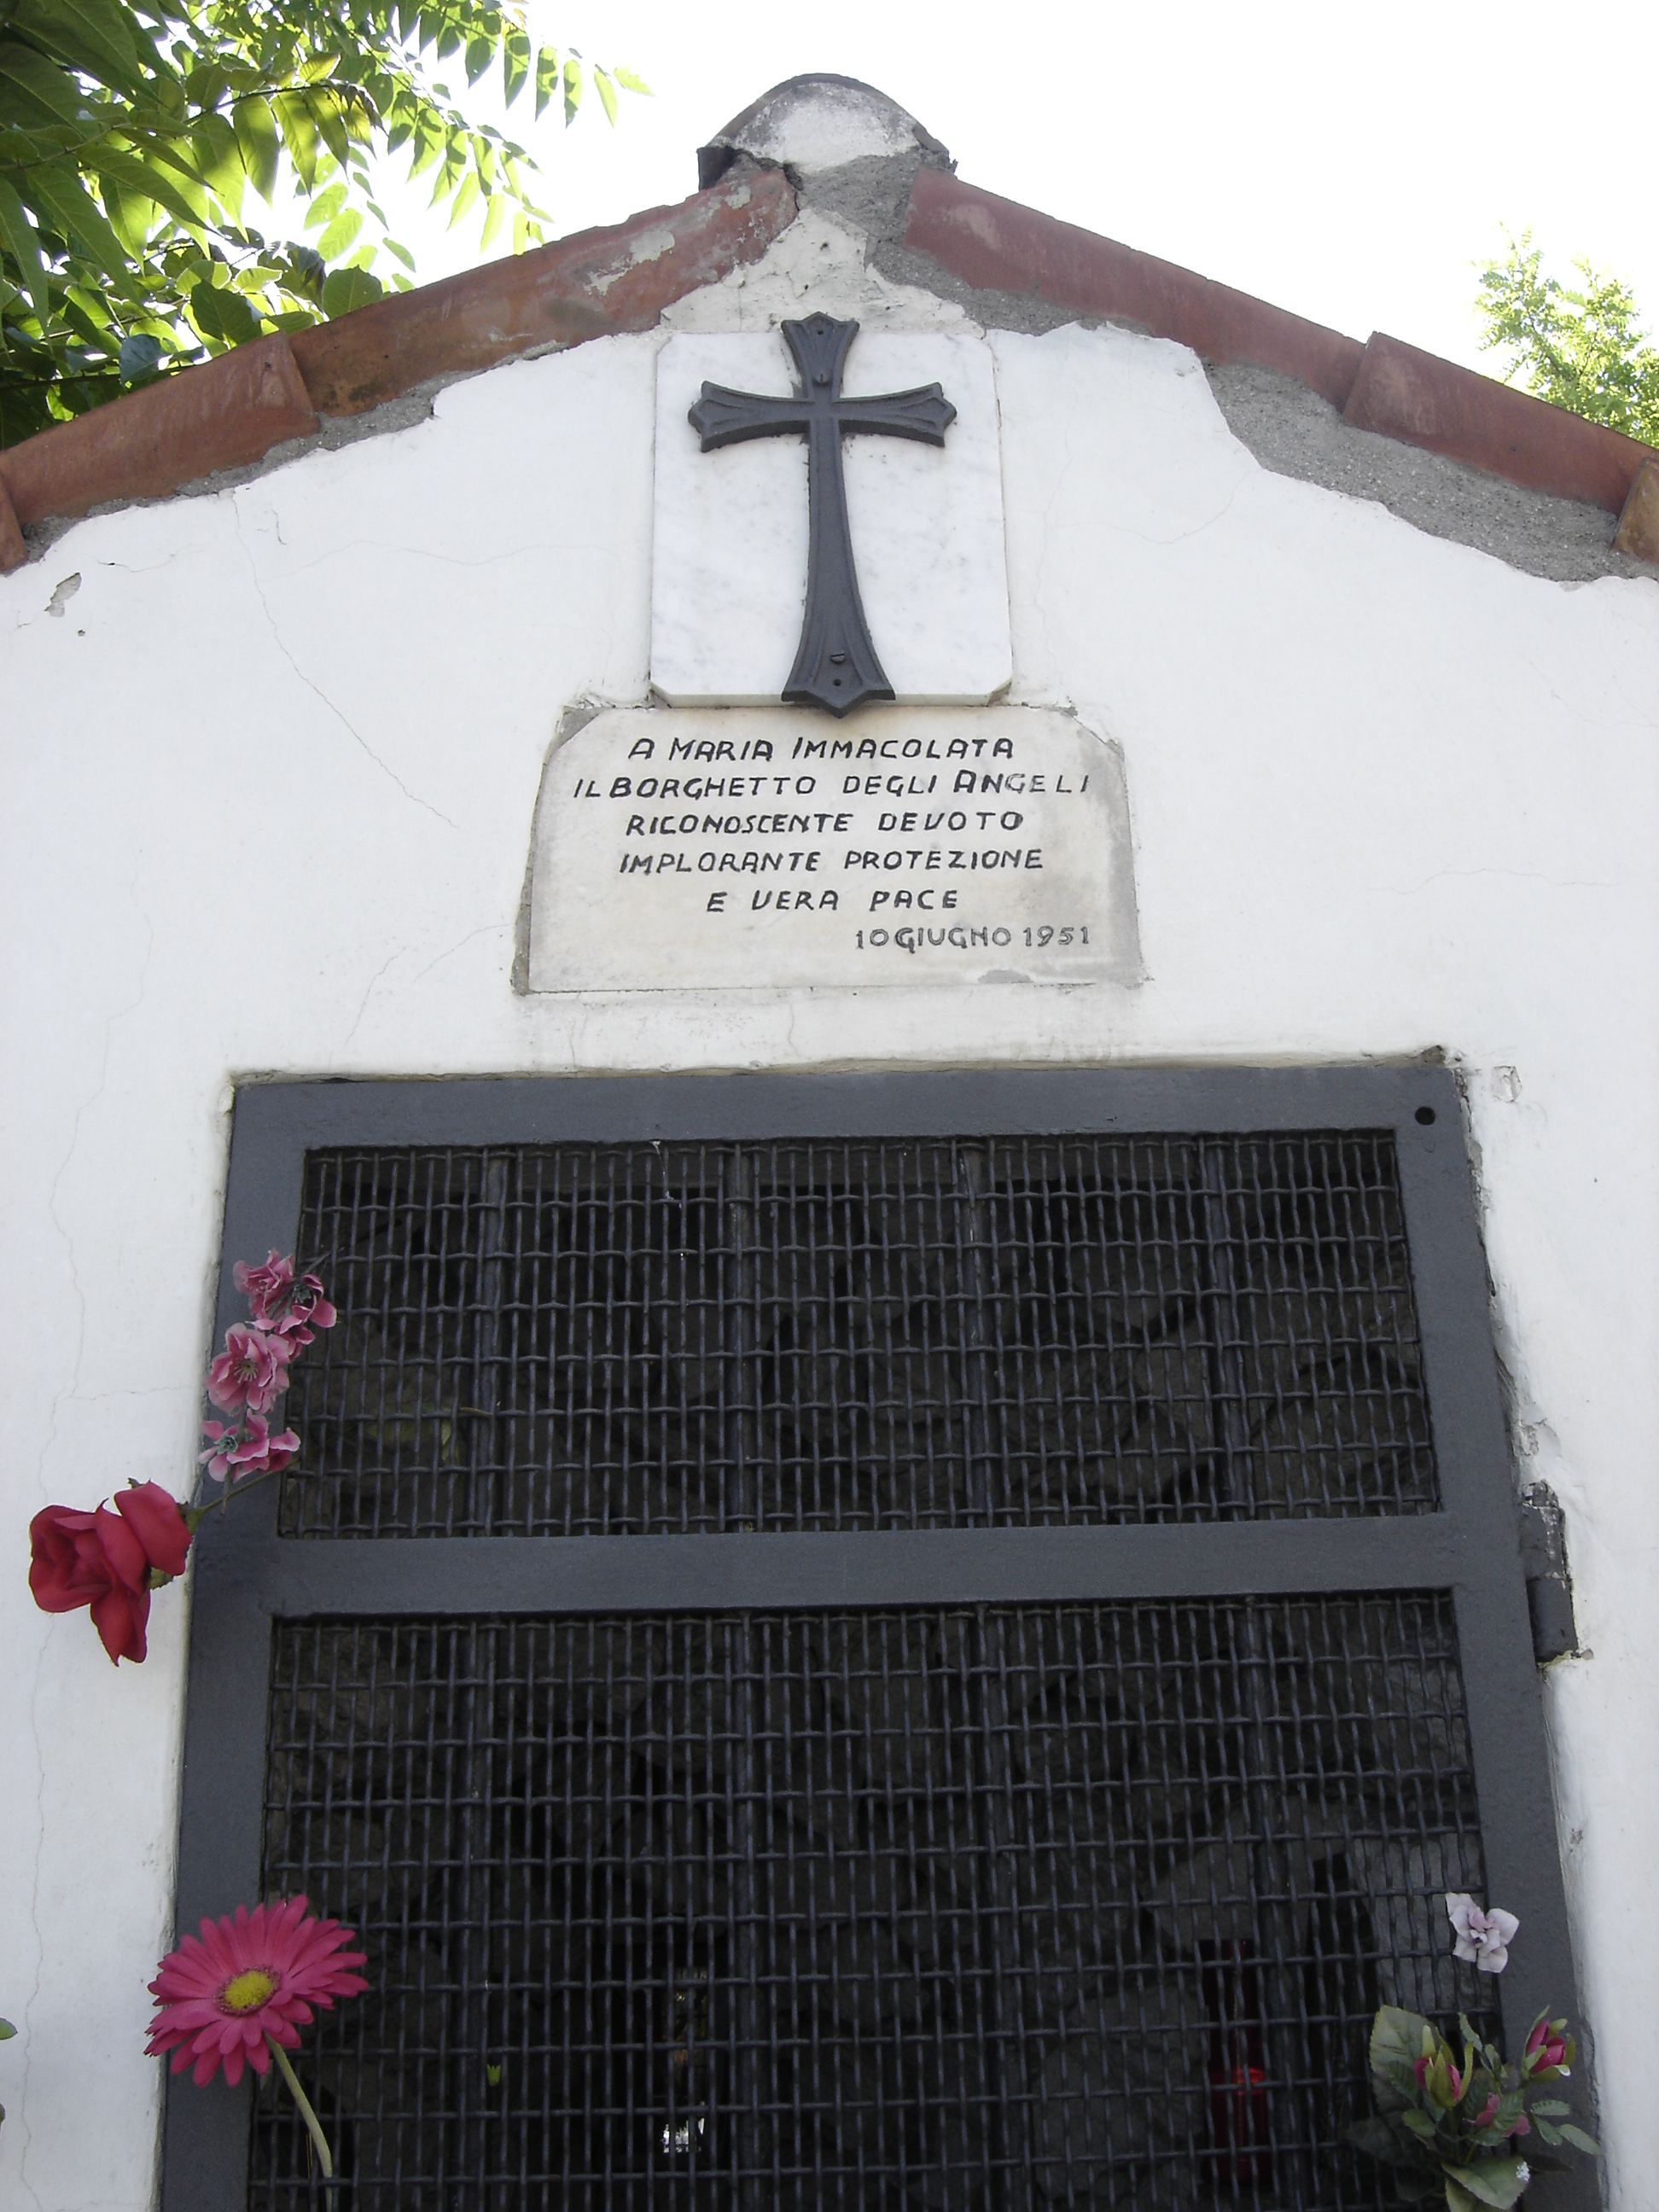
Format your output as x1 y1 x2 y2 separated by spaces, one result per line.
688 313 956 717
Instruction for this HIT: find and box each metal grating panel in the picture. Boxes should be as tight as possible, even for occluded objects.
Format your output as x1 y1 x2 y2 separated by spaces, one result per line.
282 1132 1438 1536
253 1596 1493 2211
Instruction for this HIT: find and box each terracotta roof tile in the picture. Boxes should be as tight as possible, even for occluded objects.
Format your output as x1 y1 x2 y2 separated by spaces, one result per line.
902 166 1656 541
1 148 1653 573
289 169 795 417
1343 333 1650 514
0 336 315 554
1615 457 1659 563
903 165 1365 410
0 171 795 569
0 471 22 571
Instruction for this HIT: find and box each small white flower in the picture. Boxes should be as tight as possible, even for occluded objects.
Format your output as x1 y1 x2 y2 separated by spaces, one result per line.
1516 2163 1530 2186
1445 1892 1520 1973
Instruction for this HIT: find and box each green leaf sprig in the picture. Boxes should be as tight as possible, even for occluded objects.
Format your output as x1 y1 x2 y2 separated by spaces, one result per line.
1349 2004 1599 2211
1477 227 1659 446
0 0 651 442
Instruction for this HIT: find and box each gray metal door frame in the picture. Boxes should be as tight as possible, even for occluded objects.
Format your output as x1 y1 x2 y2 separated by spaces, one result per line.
159 1065 1592 2209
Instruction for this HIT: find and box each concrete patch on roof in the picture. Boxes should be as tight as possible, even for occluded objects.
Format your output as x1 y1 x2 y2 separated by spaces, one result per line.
800 157 1089 341
661 205 974 336
1208 361 1653 587
697 73 952 187
587 224 679 296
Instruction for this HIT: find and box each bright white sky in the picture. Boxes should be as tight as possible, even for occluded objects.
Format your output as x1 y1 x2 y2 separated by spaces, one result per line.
363 0 1658 379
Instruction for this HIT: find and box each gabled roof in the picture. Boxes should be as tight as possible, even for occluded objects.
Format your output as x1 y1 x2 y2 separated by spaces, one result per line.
2 75 1654 573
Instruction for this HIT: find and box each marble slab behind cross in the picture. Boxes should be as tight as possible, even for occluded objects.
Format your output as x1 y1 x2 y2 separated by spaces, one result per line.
651 329 1011 707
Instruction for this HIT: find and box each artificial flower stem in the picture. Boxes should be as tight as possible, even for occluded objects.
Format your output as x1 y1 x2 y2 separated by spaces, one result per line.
184 1459 288 1534
267 2035 333 2180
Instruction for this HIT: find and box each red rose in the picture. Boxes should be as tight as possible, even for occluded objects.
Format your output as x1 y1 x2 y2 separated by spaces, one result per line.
114 1481 193 1579
27 1482 193 1666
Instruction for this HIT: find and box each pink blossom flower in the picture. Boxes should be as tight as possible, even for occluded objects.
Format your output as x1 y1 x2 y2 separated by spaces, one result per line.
234 1249 296 1319
234 1251 336 1345
1446 1892 1519 1973
144 1896 367 2088
205 1325 293 1416
199 1415 301 1485
1525 2017 1572 2078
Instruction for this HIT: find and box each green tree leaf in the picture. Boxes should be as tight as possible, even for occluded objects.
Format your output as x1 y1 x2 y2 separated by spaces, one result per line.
88 144 207 231
445 167 479 232
533 44 558 121
186 275 259 346
0 0 649 440
321 263 382 317
502 28 530 108
0 173 51 321
314 206 364 260
189 111 244 220
9 0 148 100
117 329 162 380
24 161 130 282
301 179 347 232
1478 228 1659 445
613 67 652 96
270 86 321 191
0 44 93 128
230 95 280 203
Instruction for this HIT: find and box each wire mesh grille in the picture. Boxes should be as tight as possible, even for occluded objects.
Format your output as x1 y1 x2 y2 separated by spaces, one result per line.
282 1133 1438 1536
254 1595 1492 2211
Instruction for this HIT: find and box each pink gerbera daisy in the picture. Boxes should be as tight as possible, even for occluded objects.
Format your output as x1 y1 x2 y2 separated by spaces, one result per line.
145 1897 367 2088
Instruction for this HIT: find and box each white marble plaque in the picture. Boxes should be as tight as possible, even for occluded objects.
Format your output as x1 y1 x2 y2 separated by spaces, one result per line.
527 706 1139 992
651 331 1011 706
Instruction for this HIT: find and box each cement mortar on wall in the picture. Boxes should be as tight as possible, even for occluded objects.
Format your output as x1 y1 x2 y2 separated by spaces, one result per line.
1208 359 1650 586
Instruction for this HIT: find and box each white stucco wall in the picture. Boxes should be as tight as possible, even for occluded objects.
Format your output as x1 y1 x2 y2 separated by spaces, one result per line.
3 208 1656 2209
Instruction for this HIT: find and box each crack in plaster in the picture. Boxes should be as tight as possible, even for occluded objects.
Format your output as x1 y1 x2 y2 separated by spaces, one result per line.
38 899 154 1483
20 889 155 2212
1369 866 1621 894
411 921 508 984
1107 469 1250 549
92 555 181 577
344 948 405 1046
1518 653 1656 734
250 533 619 585
1027 364 1081 693
232 504 461 831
